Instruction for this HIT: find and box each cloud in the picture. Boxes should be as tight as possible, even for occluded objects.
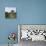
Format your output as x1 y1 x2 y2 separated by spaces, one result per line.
5 7 16 13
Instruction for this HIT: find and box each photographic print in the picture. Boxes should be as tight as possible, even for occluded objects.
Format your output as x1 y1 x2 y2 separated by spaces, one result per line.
18 25 46 41
18 25 46 46
5 7 16 19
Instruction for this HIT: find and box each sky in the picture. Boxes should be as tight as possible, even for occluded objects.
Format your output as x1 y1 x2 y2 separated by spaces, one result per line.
5 7 16 12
